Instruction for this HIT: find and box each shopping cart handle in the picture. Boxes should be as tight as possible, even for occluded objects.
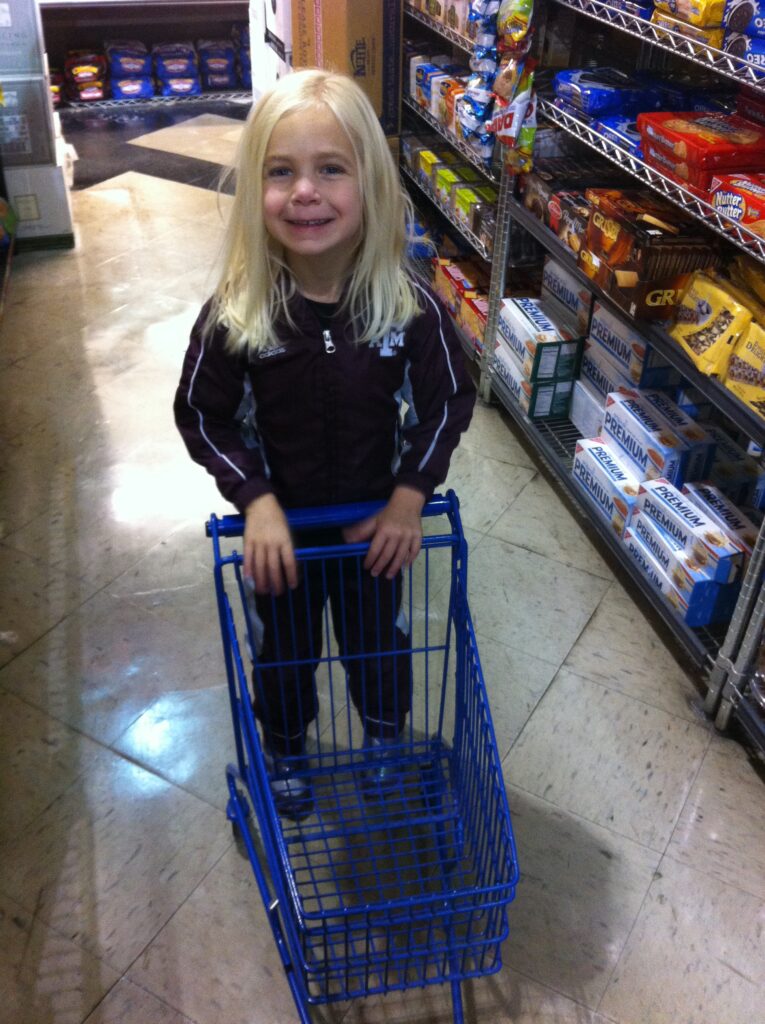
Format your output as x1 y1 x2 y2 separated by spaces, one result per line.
206 492 458 538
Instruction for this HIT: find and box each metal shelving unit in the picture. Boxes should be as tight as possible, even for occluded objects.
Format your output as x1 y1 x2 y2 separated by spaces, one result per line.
402 94 499 184
551 0 765 93
490 370 726 669
539 97 765 267
403 3 474 56
400 161 492 260
62 90 252 112
508 196 765 446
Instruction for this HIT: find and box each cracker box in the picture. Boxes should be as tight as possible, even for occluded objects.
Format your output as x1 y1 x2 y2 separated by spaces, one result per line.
570 379 605 439
632 509 716 599
589 302 678 387
675 385 714 420
682 481 760 557
702 423 765 508
492 343 574 419
603 389 690 484
622 524 721 627
572 436 641 537
541 256 594 334
497 296 584 381
433 259 489 317
638 389 716 480
637 478 745 582
459 293 489 355
580 340 637 401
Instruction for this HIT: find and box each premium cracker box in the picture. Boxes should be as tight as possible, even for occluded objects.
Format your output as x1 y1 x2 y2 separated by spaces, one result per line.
637 477 745 582
579 341 634 401
570 380 605 439
682 481 760 557
541 256 594 334
589 302 679 387
492 342 574 418
572 436 641 537
497 296 584 381
638 389 716 481
603 390 690 484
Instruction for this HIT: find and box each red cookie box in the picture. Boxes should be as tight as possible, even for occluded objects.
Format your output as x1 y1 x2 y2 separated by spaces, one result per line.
637 111 765 170
709 173 765 227
642 141 721 195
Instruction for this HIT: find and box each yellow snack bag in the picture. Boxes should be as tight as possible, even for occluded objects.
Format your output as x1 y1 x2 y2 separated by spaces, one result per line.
670 273 752 376
724 320 765 420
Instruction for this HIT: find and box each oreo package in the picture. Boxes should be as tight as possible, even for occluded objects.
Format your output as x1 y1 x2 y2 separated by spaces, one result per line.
725 0 765 38
553 68 660 117
595 115 643 158
158 76 202 97
111 77 154 100
724 31 765 68
153 42 198 79
197 39 236 75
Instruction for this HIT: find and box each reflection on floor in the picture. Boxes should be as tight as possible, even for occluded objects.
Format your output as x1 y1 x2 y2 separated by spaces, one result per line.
1 104 764 1024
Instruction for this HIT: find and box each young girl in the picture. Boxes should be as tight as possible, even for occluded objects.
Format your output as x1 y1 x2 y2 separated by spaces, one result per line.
174 69 476 817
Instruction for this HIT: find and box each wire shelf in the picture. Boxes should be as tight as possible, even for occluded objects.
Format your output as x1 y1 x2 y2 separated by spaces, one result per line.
61 90 252 113
489 369 726 670
538 97 765 267
400 161 492 261
551 0 765 92
404 2 475 55
402 94 500 184
506 196 765 445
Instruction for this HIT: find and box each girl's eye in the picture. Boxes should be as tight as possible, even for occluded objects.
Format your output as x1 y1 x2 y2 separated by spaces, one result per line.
267 166 290 178
323 165 345 176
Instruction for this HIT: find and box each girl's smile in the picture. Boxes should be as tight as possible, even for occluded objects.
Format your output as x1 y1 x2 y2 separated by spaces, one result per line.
262 105 362 291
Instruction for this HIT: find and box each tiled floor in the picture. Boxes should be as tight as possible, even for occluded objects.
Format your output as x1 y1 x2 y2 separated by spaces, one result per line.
1 104 764 1024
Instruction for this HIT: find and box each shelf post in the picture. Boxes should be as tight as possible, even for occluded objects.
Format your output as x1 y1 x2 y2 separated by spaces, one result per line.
478 162 514 402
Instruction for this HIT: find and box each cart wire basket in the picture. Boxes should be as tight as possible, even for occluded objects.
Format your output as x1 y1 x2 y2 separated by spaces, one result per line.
207 490 519 1023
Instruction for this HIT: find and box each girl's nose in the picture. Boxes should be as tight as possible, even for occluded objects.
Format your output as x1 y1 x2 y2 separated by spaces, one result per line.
292 175 319 202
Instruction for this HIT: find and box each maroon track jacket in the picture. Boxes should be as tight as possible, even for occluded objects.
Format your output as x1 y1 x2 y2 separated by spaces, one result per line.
174 281 476 512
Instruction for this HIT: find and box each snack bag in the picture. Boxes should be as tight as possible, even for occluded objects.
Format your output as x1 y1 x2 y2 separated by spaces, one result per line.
671 273 753 375
723 320 765 419
653 0 727 26
497 0 534 48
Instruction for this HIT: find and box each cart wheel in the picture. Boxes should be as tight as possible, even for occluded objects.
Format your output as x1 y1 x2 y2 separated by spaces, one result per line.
231 819 249 859
715 698 734 733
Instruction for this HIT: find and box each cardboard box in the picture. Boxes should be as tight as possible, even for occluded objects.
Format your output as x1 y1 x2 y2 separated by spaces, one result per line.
5 160 74 246
497 296 583 381
579 342 634 402
572 436 641 537
0 0 45 75
588 302 680 387
0 76 55 167
637 477 745 583
492 343 574 419
291 0 402 135
639 389 716 481
570 379 605 439
603 389 690 485
682 482 759 558
541 256 594 335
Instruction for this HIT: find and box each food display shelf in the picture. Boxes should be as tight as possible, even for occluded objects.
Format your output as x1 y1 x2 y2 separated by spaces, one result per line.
551 0 765 93
62 90 252 112
506 195 765 446
733 690 765 753
403 2 474 55
402 94 500 184
489 370 725 670
539 97 765 267
400 160 492 261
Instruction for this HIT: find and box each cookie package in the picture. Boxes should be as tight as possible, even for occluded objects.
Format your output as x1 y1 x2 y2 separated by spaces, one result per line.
637 111 765 170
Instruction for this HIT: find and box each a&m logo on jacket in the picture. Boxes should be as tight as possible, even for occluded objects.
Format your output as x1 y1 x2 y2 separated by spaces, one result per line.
371 329 405 357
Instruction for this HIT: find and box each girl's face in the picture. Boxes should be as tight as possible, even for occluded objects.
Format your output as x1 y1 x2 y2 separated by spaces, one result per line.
262 104 363 279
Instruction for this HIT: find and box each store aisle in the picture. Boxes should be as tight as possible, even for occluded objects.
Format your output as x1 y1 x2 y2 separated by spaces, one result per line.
0 111 763 1024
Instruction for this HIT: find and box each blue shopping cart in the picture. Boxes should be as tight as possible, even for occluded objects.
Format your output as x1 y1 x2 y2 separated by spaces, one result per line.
207 491 519 1023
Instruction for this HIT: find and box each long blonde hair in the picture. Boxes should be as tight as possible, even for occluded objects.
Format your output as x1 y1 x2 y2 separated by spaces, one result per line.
209 69 421 352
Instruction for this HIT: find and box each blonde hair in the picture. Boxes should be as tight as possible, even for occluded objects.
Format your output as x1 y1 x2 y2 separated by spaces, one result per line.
208 69 421 352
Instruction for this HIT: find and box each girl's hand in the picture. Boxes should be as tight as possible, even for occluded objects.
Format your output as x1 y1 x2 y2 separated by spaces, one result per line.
244 493 298 595
343 485 425 580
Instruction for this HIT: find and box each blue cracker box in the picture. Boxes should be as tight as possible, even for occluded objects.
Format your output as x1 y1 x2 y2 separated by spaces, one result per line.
675 385 714 421
497 296 584 381
594 116 643 159
637 478 745 583
111 76 154 100
492 343 575 419
622 524 722 627
580 343 634 402
572 436 641 537
541 256 594 335
703 424 765 509
682 481 760 558
589 302 681 389
603 390 690 485
638 390 716 481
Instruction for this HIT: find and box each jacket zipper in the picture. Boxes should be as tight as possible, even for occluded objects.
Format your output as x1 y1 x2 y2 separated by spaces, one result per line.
322 329 336 354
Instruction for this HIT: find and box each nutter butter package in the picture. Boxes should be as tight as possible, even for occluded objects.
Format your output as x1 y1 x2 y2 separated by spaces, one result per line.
491 343 574 418
603 389 690 484
622 523 723 627
710 174 765 230
653 0 727 27
572 436 641 537
637 477 745 582
497 296 584 380
650 9 726 45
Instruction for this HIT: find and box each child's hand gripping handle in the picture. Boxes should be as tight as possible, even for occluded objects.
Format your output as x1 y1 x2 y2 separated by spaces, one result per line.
244 493 298 596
